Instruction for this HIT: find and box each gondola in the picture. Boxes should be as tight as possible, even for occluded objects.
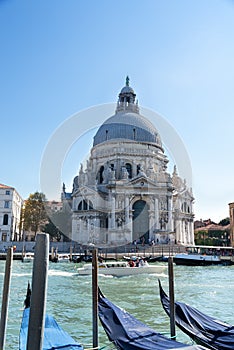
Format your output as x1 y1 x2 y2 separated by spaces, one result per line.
98 288 207 350
19 283 83 350
159 280 234 350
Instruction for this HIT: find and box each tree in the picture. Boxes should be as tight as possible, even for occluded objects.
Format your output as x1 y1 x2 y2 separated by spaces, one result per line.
42 217 62 241
22 192 47 235
42 207 72 242
218 217 230 226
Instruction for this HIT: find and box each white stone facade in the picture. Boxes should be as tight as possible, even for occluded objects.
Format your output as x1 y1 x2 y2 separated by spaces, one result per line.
64 79 194 246
0 184 24 242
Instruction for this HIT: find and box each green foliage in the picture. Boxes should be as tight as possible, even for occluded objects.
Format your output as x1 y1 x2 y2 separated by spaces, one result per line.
42 217 62 241
218 217 230 226
42 208 72 242
22 192 47 234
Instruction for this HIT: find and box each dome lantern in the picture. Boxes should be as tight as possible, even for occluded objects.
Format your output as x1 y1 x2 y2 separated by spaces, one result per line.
116 76 139 114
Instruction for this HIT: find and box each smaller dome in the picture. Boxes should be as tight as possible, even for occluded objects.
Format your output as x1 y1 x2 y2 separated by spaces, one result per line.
120 85 135 94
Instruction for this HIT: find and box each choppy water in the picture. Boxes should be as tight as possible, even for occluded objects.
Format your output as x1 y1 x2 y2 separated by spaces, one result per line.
0 260 233 349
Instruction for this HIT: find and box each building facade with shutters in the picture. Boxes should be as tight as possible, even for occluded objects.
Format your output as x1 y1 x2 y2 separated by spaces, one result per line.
0 184 24 242
62 79 194 246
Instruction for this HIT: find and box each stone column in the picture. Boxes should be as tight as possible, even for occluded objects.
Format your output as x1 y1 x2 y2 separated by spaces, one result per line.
182 220 185 244
110 196 115 229
154 198 159 230
177 219 182 244
189 220 194 245
125 196 129 224
149 212 154 240
167 196 173 232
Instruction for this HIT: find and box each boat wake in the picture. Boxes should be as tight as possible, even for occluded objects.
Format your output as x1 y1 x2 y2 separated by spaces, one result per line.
12 273 32 277
48 270 74 277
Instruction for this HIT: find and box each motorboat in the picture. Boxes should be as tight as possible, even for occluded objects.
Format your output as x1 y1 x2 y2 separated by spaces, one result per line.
159 280 234 350
22 253 34 263
98 288 207 350
77 260 166 277
173 253 222 266
173 246 234 266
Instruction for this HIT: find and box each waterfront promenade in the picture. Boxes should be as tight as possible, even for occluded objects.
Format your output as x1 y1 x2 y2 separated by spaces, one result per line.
0 242 233 263
0 242 187 260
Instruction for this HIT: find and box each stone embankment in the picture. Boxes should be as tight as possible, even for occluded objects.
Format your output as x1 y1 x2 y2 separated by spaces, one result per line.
0 241 187 260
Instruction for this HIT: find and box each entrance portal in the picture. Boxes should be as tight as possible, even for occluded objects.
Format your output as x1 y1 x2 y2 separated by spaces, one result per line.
132 200 149 243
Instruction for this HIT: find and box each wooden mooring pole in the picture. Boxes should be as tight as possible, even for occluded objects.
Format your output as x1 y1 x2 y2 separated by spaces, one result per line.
0 247 13 350
168 256 176 340
92 248 98 349
27 233 49 350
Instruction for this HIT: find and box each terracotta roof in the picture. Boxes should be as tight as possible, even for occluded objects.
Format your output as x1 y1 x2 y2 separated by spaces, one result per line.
195 223 230 232
0 183 13 189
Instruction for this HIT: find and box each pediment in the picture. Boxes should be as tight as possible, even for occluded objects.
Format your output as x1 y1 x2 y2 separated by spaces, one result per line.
73 185 97 198
173 188 194 200
129 176 157 188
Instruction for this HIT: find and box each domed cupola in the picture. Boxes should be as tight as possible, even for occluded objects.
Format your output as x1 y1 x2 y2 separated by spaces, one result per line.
93 77 163 149
116 76 139 114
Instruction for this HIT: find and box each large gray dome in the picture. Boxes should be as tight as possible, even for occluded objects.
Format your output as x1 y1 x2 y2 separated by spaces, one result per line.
93 111 162 147
93 79 162 148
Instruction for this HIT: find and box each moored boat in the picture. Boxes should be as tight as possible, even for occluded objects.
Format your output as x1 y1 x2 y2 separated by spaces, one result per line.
77 260 166 277
19 284 83 350
98 288 207 350
159 280 234 350
55 254 70 262
22 253 34 263
173 245 234 266
173 253 222 266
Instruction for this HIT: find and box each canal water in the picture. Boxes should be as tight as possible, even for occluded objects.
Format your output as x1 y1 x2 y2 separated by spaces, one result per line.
0 260 233 349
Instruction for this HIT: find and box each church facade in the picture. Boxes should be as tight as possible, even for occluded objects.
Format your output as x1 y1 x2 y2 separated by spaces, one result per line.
63 79 194 246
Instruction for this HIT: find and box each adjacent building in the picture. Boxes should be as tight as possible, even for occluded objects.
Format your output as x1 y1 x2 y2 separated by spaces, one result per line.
229 202 234 246
0 184 24 242
46 200 63 214
63 79 195 246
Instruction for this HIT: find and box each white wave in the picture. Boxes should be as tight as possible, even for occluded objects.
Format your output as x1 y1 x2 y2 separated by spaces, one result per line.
12 273 32 277
48 269 74 277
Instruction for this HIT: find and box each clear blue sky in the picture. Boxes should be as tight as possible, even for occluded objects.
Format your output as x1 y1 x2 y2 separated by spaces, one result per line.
0 0 233 222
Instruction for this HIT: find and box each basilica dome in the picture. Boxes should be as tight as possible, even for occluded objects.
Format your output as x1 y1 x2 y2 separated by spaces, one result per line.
93 78 162 149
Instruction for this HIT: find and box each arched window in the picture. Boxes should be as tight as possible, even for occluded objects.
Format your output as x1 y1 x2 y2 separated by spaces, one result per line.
133 200 149 242
78 200 92 211
181 202 189 213
97 166 104 184
3 214 8 225
125 163 132 178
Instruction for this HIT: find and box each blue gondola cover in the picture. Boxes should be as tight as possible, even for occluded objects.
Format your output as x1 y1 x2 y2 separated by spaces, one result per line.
19 308 83 350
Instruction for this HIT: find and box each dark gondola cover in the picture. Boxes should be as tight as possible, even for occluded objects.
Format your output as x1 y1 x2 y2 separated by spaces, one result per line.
159 280 234 350
98 288 207 350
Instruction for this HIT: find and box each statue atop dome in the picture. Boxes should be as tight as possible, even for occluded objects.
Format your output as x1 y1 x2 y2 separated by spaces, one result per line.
126 75 130 86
